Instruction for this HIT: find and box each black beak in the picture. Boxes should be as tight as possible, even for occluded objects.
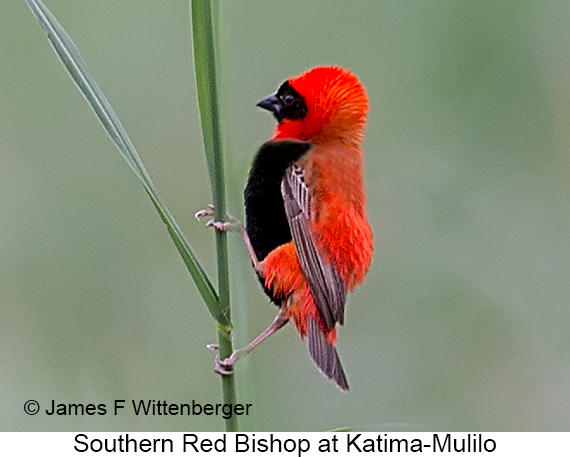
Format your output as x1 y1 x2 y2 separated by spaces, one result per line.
256 92 283 121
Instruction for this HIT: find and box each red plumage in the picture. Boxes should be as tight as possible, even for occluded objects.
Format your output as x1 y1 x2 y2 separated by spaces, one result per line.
207 66 373 391
257 67 373 390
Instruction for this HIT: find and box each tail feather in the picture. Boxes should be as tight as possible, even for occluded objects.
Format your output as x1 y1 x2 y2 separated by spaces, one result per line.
307 316 349 391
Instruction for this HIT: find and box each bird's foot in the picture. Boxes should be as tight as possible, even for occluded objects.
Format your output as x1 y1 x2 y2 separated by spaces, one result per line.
195 205 243 232
213 350 244 376
196 204 263 275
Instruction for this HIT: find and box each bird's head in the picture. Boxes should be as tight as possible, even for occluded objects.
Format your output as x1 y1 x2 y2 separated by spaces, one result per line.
257 66 369 144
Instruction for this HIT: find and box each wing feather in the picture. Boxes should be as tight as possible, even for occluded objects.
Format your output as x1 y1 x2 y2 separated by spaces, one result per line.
281 164 347 331
307 316 349 390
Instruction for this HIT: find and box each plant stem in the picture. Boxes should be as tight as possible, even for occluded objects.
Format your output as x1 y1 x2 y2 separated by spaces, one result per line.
217 323 237 431
190 0 237 431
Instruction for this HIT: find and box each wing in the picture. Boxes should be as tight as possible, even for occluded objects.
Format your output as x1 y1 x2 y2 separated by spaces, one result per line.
281 163 347 331
307 315 349 391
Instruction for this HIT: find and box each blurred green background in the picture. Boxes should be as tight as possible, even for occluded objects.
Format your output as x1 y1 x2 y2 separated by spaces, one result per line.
3 0 570 431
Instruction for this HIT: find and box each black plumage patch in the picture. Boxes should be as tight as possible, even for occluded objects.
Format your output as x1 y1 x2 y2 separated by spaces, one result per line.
275 81 308 121
256 81 308 123
244 140 311 302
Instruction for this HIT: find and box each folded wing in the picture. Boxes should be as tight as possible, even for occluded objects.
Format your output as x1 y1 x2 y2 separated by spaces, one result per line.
281 163 347 330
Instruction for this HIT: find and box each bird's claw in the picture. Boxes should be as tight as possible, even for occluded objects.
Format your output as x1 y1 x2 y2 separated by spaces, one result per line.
209 344 236 375
214 355 236 376
206 219 234 232
194 204 215 221
195 205 243 232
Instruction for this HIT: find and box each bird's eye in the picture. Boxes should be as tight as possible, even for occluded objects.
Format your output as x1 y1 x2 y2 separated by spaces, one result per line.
281 94 295 106
274 81 308 121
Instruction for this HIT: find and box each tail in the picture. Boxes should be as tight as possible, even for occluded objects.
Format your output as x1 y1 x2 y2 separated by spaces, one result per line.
306 316 349 391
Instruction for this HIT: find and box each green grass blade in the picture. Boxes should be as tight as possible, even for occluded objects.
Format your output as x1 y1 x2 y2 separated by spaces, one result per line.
191 1 231 334
191 0 231 323
191 0 225 212
191 0 237 432
25 0 229 326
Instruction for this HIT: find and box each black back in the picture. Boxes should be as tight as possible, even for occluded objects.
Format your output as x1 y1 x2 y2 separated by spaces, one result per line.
244 140 311 264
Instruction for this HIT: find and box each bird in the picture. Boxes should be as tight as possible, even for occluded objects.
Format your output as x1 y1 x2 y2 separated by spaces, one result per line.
198 66 373 391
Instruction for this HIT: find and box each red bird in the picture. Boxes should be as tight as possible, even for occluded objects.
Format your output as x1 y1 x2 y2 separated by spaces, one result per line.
205 66 373 391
